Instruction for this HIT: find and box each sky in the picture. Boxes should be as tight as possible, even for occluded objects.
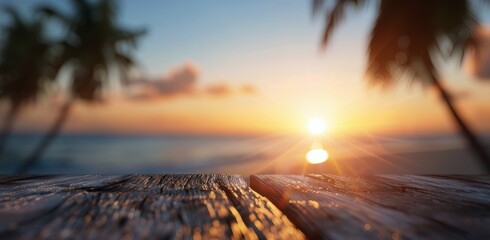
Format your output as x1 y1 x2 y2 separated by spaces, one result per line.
2 0 490 136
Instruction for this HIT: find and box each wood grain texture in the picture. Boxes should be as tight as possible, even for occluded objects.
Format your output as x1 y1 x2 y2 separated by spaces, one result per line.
250 174 490 240
0 174 304 240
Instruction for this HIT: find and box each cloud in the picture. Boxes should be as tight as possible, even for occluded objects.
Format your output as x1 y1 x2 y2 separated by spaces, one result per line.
127 62 258 100
128 63 199 100
204 83 258 97
205 83 233 96
465 26 490 80
241 84 258 95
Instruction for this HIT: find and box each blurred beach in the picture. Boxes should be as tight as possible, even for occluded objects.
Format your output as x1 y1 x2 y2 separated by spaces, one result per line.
1 133 488 175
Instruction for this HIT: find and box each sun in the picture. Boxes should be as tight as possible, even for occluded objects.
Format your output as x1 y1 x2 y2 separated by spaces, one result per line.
307 118 329 135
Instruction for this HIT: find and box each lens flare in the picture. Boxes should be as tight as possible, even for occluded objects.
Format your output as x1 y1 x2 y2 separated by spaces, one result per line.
306 143 329 164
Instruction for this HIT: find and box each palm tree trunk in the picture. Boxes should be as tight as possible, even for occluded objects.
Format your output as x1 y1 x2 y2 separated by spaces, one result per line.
16 98 74 174
0 103 20 158
431 74 490 172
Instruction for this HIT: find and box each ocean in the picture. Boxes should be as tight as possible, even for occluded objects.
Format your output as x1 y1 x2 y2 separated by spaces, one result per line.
1 133 489 175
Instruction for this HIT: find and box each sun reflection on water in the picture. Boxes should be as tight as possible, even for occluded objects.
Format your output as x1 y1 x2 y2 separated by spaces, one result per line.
306 142 329 164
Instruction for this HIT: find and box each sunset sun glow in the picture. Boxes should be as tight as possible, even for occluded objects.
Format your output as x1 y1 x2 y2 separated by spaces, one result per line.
308 118 329 135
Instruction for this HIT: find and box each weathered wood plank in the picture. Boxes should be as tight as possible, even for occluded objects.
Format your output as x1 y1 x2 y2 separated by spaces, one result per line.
251 175 490 240
0 174 304 240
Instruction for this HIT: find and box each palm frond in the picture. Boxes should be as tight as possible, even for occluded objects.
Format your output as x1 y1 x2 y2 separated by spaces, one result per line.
2 6 23 28
114 29 146 47
366 0 477 88
115 52 134 68
312 0 326 16
98 0 117 22
38 0 145 102
313 0 368 47
0 7 56 106
37 6 72 25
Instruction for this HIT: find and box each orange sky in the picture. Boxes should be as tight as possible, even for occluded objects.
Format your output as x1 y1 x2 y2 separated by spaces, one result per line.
3 1 490 137
9 64 490 137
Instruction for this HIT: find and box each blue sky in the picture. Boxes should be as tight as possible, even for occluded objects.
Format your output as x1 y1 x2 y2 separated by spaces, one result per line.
4 1 488 83
3 1 489 66
1 0 373 81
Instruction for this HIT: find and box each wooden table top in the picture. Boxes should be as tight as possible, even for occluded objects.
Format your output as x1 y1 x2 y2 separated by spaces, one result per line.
0 175 304 240
251 175 490 240
1 174 490 239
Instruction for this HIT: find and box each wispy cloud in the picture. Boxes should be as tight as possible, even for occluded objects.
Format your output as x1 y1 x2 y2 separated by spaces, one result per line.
126 62 257 100
205 83 233 96
204 82 258 97
128 63 199 100
240 84 258 95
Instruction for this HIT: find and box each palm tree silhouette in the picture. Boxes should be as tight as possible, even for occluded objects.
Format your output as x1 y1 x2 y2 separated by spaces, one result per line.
17 0 145 173
0 7 58 159
313 0 490 171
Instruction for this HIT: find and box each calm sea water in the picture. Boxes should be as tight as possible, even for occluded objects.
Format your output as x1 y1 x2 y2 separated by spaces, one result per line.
1 133 489 175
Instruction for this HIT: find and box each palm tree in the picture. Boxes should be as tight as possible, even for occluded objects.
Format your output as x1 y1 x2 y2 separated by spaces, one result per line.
0 7 58 159
313 0 490 171
17 0 145 173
